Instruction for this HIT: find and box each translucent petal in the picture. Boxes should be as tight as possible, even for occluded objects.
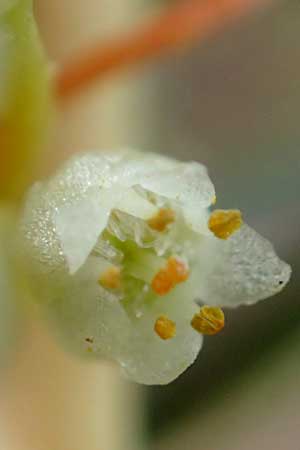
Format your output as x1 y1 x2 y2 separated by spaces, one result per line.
55 188 116 274
182 204 211 234
140 161 215 208
51 150 215 209
115 187 157 219
196 224 291 307
21 182 65 273
118 294 203 385
105 150 216 207
36 256 202 385
21 150 215 273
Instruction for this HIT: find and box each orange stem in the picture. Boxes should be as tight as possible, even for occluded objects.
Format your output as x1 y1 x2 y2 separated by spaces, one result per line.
56 0 273 100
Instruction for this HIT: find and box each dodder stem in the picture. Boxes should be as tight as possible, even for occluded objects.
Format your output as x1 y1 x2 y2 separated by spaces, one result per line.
56 0 273 100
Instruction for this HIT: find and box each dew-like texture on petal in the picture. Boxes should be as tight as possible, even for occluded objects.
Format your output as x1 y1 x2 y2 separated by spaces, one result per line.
21 149 214 275
36 256 202 385
197 224 291 307
51 149 215 208
21 182 65 273
137 160 215 208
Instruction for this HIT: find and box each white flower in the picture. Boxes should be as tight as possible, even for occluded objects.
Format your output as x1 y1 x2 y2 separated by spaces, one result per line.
20 149 291 385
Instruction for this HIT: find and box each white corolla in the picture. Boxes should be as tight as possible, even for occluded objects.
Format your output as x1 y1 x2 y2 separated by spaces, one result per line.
20 150 291 384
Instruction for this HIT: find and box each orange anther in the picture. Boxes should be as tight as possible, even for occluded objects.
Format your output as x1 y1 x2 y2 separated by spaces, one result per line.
151 257 189 295
167 257 189 283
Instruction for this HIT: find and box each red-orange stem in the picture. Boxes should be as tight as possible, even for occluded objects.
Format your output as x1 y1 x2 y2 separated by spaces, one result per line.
55 0 272 100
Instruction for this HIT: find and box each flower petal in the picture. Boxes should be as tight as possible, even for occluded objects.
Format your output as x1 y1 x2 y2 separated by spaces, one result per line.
21 150 214 273
115 187 157 219
55 187 117 274
118 286 203 385
109 151 215 207
56 150 215 209
182 204 211 234
141 161 215 208
38 256 202 385
196 224 291 307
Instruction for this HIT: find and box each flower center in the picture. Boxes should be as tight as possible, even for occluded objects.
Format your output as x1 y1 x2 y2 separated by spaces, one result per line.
93 201 225 340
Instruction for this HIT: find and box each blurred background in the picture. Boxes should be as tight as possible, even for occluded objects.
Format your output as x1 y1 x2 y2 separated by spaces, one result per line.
2 0 299 449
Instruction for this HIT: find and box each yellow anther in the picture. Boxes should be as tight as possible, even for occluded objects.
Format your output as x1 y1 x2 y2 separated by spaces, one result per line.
98 266 121 289
151 257 189 296
154 315 176 340
191 306 225 335
208 209 242 239
212 195 217 205
147 208 176 232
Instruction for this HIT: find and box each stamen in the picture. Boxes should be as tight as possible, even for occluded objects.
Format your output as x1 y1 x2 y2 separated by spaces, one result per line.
147 208 175 232
154 315 176 340
151 257 189 295
212 195 217 205
98 266 121 289
208 209 242 239
151 268 174 295
191 306 225 335
167 257 189 283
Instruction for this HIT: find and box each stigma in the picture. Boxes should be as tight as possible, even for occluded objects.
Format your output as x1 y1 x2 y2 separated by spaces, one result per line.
151 257 189 296
191 306 225 335
154 315 176 340
208 209 242 239
147 208 175 232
